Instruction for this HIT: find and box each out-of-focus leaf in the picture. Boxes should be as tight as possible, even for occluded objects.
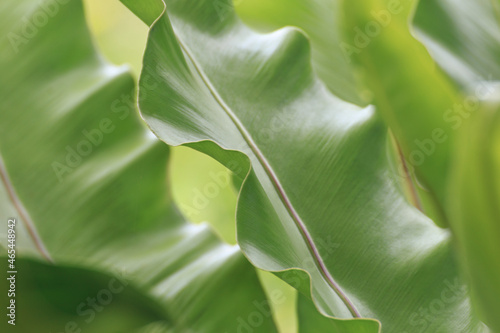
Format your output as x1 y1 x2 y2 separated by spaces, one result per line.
0 1 278 332
0 176 41 258
413 0 500 87
340 0 461 221
124 0 486 331
447 84 500 332
0 258 164 333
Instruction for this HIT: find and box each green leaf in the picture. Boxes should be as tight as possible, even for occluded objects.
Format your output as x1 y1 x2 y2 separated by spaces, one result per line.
236 0 500 223
297 294 379 333
0 258 164 333
340 1 500 327
413 0 500 86
412 2 500 328
0 0 278 332
235 0 500 103
240 0 500 328
125 0 486 331
234 0 366 106
447 84 500 332
339 0 462 223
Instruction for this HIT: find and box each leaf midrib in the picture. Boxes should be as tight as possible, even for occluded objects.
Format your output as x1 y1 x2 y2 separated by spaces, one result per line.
170 25 362 318
0 155 53 262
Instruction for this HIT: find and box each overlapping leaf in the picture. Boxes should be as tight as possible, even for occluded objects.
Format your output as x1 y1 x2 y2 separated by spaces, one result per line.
0 258 165 332
413 0 500 87
447 85 500 332
340 0 463 222
236 2 500 330
0 1 277 332
237 0 500 227
122 0 487 331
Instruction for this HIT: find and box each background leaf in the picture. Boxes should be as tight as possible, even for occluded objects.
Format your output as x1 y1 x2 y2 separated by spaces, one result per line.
0 258 165 333
447 84 500 332
413 0 500 86
339 0 461 223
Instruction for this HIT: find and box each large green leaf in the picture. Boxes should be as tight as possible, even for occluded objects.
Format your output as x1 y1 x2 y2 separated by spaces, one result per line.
236 1 500 329
0 1 278 332
122 0 487 331
340 1 500 328
233 0 434 222
447 85 500 332
340 0 463 222
414 3 500 325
